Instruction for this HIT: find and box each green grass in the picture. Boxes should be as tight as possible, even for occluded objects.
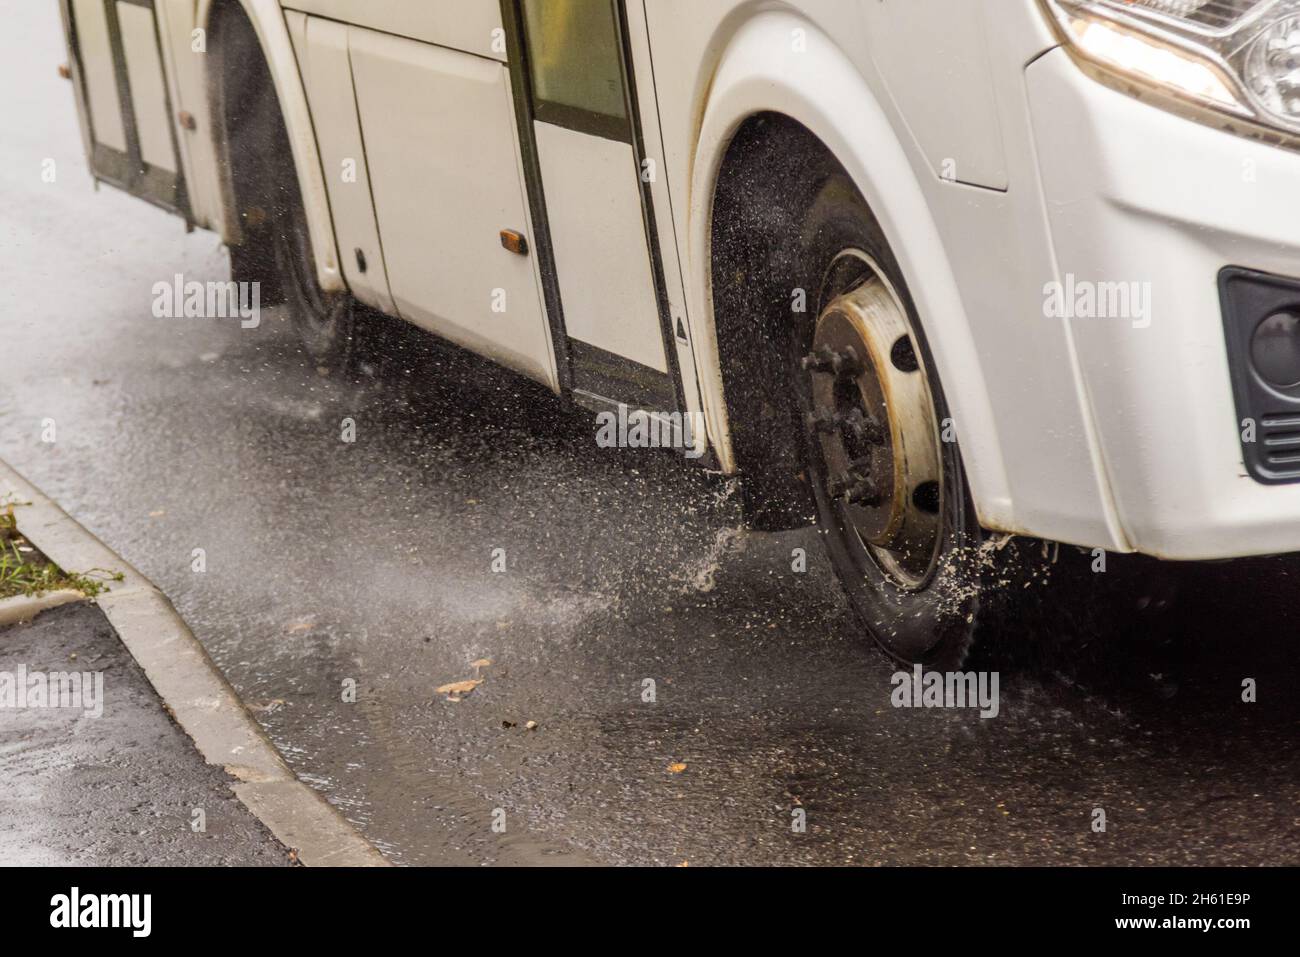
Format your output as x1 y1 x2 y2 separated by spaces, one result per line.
0 504 123 600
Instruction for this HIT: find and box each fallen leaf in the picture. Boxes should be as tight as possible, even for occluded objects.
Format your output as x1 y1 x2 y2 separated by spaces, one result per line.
285 617 315 633
471 658 492 670
148 510 165 518
667 762 687 774
436 679 482 699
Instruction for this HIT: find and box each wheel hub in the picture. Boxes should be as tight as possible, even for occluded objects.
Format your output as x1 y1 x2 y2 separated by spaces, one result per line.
804 269 943 584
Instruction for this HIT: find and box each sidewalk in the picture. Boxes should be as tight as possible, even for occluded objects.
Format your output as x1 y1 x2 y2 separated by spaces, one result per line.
0 602 291 865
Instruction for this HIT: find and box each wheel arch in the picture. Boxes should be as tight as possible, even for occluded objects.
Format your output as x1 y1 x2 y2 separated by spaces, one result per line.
689 9 1013 530
198 0 343 293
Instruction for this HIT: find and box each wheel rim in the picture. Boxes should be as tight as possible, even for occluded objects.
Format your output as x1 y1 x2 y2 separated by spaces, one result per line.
804 250 944 589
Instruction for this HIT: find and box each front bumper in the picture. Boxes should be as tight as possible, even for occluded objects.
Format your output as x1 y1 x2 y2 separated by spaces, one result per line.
1026 47 1300 560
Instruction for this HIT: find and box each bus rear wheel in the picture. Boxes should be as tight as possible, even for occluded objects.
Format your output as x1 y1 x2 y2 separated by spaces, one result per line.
271 169 356 371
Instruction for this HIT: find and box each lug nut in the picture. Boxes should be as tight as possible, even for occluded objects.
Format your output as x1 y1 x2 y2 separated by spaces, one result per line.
806 408 887 445
827 472 853 498
839 408 887 446
830 346 863 377
801 346 863 377
845 477 885 507
828 472 884 506
800 347 835 373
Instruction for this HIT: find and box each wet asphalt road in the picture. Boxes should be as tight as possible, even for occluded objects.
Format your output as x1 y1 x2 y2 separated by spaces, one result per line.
3 3 1297 866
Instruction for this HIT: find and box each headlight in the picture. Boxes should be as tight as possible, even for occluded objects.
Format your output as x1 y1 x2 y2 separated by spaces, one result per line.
1041 0 1300 139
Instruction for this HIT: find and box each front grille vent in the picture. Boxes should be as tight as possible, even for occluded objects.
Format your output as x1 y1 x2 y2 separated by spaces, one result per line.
1261 413 1300 470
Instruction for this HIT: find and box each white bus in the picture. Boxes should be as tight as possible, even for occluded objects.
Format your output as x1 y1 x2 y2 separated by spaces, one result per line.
58 0 1300 665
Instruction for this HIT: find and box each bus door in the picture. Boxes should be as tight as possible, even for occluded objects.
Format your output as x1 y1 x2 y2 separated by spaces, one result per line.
504 0 699 437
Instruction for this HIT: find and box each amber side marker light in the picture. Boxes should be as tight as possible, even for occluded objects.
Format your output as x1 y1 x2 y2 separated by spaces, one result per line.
499 229 529 256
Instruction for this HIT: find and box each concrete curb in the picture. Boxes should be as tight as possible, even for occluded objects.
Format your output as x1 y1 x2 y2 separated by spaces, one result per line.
0 460 389 867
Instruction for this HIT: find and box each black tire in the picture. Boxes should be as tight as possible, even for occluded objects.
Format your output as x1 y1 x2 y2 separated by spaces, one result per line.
271 174 356 371
791 173 987 669
228 227 282 307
